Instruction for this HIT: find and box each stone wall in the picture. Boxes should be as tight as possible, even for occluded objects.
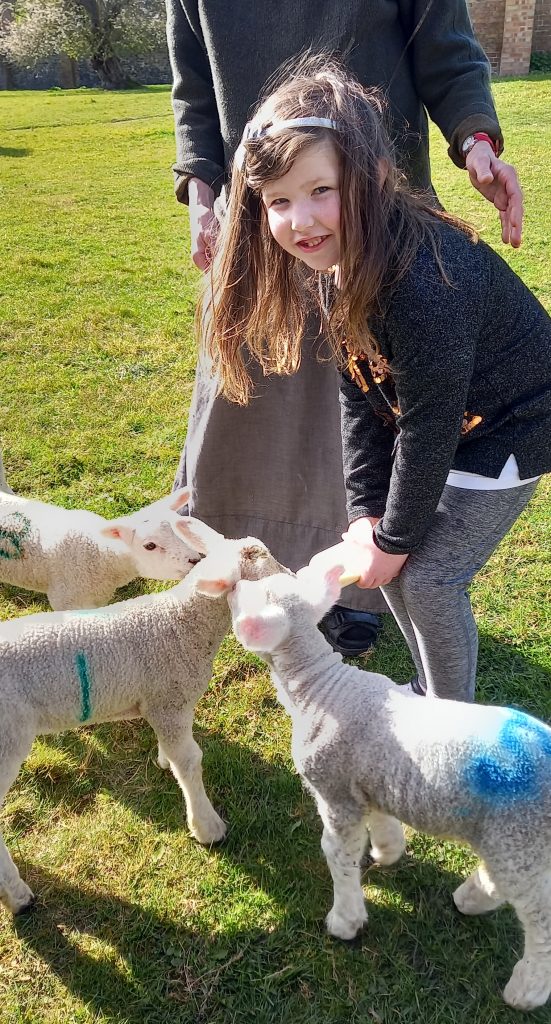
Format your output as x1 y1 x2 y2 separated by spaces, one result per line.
0 50 171 90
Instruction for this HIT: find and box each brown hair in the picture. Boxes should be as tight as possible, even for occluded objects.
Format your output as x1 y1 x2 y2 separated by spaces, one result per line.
201 53 476 405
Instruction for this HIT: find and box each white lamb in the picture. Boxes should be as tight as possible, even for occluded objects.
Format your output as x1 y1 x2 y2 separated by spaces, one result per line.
0 477 202 609
0 517 284 916
230 563 551 1012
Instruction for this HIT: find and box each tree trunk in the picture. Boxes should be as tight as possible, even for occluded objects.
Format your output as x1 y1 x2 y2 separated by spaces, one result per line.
0 60 16 90
58 54 79 89
90 52 137 89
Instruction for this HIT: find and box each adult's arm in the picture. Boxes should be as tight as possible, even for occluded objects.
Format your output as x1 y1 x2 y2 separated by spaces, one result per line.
396 0 502 166
397 0 523 245
166 0 225 202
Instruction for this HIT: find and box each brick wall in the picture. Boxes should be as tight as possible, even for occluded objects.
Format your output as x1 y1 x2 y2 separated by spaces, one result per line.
468 0 550 74
500 0 536 74
468 0 506 73
533 0 551 50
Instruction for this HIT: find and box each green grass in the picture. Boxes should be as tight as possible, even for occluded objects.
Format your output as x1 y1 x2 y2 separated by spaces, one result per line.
0 79 550 1024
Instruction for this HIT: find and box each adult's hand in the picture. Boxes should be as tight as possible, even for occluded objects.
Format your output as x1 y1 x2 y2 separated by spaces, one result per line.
188 177 218 271
465 142 523 248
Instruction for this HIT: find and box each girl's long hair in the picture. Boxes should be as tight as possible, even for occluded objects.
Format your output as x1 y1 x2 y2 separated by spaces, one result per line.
201 53 476 405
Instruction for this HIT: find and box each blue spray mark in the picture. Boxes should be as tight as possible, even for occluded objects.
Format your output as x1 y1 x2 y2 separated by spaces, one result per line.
0 512 31 560
75 651 92 722
463 709 551 806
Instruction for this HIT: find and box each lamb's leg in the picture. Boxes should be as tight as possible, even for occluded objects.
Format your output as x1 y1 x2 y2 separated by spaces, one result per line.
148 710 226 844
365 809 406 865
456 857 551 1011
453 863 505 915
500 869 551 1011
157 743 170 770
315 796 368 940
0 742 35 914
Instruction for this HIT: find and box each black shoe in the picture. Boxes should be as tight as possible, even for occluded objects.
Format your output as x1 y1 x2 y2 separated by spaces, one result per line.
402 674 426 696
319 604 381 656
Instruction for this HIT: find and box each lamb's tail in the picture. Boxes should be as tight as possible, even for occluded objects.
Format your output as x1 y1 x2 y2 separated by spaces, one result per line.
0 451 14 494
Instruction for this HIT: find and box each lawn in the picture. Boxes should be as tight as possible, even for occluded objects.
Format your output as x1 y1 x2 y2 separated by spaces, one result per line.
0 77 550 1024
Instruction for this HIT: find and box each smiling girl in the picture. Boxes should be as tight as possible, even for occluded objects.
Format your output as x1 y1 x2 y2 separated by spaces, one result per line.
202 56 551 702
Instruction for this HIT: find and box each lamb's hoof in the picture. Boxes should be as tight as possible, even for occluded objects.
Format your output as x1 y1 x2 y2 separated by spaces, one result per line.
452 878 501 916
191 813 227 845
13 892 36 916
453 879 481 916
503 962 551 1011
326 907 368 942
369 843 405 867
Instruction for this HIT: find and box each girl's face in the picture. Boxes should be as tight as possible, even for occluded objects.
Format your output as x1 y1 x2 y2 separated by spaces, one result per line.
261 140 341 271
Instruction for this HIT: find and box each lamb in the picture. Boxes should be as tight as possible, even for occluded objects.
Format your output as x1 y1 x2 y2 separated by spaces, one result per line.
230 563 551 1012
0 517 285 916
0 476 202 609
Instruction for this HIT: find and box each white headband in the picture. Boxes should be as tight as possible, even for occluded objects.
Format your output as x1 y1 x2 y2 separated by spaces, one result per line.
235 116 338 171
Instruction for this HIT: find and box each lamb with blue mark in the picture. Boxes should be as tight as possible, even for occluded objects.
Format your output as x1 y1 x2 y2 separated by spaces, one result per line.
230 562 551 1012
0 516 284 918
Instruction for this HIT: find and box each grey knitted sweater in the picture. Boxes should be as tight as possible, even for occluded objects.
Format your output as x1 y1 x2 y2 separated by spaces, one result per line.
340 224 551 555
166 0 502 199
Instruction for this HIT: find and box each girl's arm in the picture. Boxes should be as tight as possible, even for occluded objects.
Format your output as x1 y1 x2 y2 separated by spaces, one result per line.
370 239 482 556
339 371 396 521
339 375 411 588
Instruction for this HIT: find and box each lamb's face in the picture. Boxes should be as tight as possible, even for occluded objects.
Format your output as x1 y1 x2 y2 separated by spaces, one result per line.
101 487 202 581
230 572 302 653
231 562 345 652
125 517 202 580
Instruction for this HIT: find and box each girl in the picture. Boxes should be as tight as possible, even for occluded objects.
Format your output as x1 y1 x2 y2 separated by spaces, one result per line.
202 56 551 702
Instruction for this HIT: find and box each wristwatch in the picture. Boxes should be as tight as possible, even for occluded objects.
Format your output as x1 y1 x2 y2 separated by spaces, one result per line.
461 132 500 158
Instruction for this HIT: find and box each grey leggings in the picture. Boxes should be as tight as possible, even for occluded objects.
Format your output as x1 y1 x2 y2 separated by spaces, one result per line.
381 481 539 702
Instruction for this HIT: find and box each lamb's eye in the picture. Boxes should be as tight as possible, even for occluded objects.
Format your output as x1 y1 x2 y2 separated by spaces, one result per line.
144 542 157 551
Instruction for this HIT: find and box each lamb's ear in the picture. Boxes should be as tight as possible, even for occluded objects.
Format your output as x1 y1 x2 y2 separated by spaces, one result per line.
192 546 241 597
168 487 191 512
172 516 224 555
193 564 238 597
296 563 344 621
100 522 134 546
234 609 288 652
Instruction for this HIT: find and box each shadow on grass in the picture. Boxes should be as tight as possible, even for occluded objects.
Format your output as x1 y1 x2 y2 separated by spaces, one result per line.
0 146 31 157
476 631 551 719
11 852 533 1024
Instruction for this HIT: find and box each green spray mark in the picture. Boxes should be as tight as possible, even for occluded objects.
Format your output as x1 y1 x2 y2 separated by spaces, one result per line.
0 511 31 560
75 651 92 722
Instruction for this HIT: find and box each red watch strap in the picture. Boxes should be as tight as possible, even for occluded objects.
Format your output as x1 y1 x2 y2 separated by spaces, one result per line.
473 132 501 157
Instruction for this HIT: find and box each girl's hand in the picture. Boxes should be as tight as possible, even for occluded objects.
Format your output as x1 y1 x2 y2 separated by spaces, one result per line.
343 518 409 588
465 143 523 248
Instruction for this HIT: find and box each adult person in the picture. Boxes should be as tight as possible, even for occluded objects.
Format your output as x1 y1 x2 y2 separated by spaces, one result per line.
165 0 523 657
